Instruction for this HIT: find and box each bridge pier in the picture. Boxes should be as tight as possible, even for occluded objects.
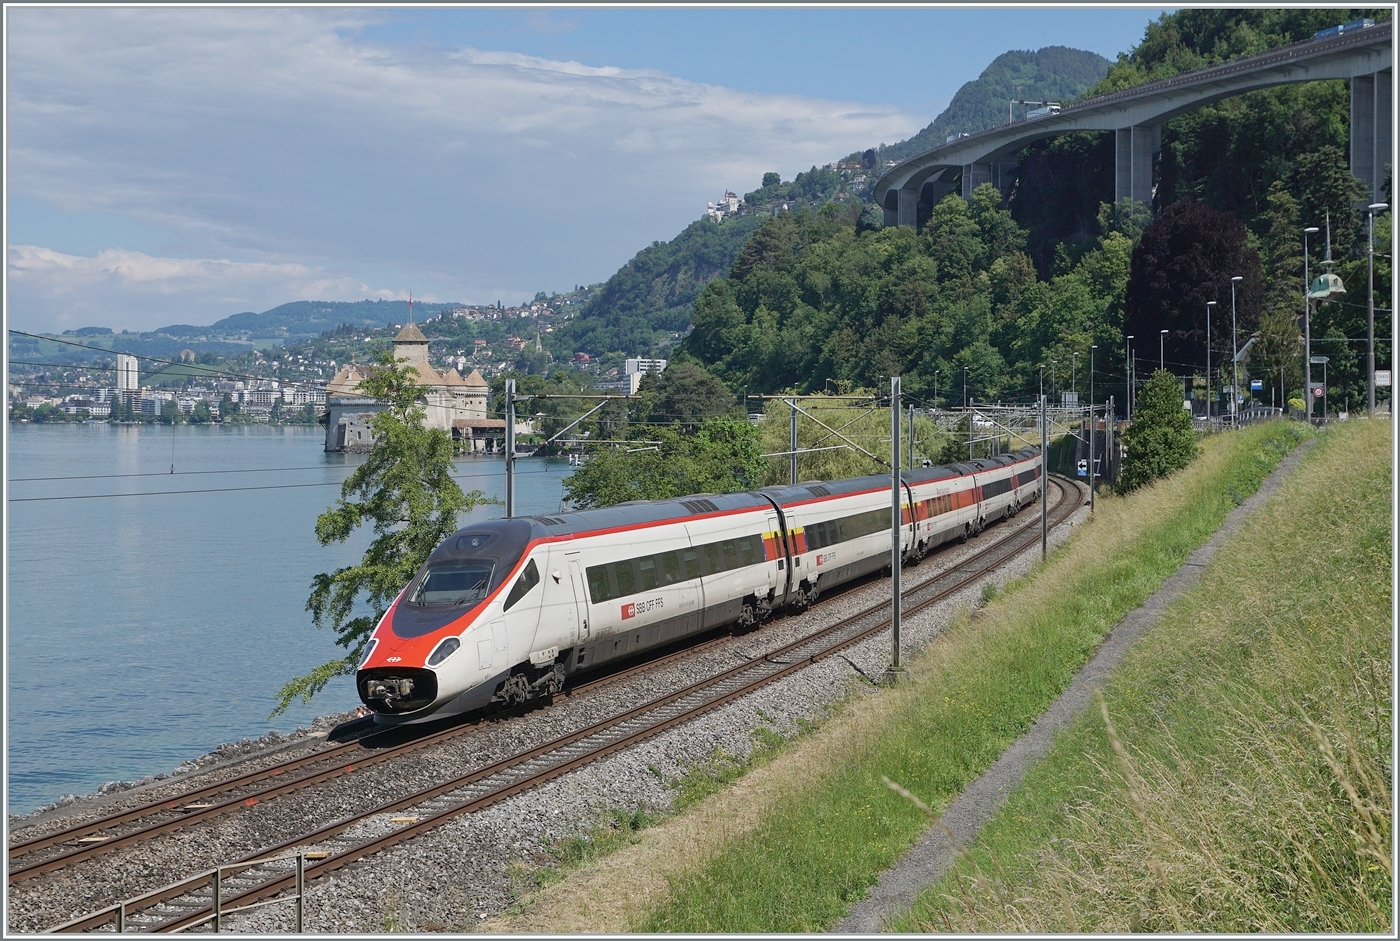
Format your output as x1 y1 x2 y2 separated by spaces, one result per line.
1114 124 1158 205
961 162 993 198
896 187 918 228
1351 69 1392 204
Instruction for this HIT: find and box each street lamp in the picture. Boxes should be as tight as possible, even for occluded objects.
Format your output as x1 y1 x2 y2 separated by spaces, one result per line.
1303 225 1319 422
1206 301 1217 424
1160 329 1168 372
1126 335 1134 420
1089 345 1097 510
1072 352 1078 398
1368 203 1388 415
1230 275 1243 422
963 365 969 410
932 369 939 412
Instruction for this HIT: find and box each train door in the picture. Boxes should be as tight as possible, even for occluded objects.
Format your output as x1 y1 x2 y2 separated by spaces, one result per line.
756 495 794 606
567 556 590 642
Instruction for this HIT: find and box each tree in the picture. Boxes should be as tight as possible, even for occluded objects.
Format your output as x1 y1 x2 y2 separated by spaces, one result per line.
159 399 183 424
636 362 737 430
1117 368 1198 493
1124 199 1263 378
272 350 495 715
563 419 765 509
762 171 781 188
190 400 212 424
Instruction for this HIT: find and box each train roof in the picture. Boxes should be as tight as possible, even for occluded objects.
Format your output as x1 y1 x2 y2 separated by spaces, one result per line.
449 445 1042 544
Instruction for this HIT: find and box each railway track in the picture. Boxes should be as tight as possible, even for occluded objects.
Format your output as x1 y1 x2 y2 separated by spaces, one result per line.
8 628 741 885
37 477 1082 933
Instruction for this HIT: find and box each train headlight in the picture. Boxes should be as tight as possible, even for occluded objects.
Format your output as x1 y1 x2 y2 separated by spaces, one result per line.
426 637 461 667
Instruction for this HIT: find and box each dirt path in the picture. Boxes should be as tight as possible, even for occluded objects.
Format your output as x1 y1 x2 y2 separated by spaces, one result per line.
831 435 1316 933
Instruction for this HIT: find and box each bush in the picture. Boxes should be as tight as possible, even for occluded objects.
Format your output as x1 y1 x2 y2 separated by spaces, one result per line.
1117 369 1197 493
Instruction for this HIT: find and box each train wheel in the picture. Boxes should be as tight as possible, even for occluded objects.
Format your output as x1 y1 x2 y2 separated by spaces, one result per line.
735 602 757 634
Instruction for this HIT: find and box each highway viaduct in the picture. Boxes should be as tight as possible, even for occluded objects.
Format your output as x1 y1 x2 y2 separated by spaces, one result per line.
875 20 1392 228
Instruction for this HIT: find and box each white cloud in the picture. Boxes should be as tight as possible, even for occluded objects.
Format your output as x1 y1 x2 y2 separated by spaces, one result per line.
6 245 404 332
6 8 920 331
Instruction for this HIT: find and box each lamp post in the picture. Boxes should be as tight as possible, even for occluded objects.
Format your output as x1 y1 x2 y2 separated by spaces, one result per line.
1160 329 1168 372
1303 225 1319 422
1072 352 1078 399
1230 275 1242 422
1368 203 1388 416
963 365 971 459
1206 301 1216 424
1089 345 1096 512
932 369 939 413
1126 335 1134 420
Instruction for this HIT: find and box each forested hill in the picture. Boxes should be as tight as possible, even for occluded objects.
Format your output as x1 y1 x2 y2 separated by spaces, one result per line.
679 7 1392 416
875 47 1110 166
207 300 448 340
554 44 1112 359
553 215 765 356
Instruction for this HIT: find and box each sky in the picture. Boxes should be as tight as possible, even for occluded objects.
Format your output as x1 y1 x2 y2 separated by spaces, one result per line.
5 5 1173 334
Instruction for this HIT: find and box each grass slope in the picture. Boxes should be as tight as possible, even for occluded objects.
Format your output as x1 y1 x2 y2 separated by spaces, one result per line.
900 417 1391 933
635 420 1308 932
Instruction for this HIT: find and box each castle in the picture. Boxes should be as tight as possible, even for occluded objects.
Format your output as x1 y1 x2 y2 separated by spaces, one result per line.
323 322 504 452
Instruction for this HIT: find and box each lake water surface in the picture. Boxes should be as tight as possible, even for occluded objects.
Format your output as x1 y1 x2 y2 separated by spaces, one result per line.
5 424 570 814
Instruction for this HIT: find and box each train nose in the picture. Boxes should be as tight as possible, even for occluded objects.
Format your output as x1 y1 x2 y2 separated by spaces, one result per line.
357 667 439 715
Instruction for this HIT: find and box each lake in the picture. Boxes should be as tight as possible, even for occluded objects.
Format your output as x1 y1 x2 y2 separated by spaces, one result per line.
5 423 571 814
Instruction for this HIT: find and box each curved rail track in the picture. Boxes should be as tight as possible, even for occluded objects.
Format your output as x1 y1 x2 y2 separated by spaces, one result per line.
33 477 1083 933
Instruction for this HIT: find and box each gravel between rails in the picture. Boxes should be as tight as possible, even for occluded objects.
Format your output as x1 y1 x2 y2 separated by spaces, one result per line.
9 486 1087 934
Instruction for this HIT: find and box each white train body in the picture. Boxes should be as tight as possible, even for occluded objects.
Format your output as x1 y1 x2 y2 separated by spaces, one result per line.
357 448 1042 723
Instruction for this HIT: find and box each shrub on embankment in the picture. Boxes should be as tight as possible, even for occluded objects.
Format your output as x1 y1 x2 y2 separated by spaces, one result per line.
903 418 1390 933
635 419 1309 932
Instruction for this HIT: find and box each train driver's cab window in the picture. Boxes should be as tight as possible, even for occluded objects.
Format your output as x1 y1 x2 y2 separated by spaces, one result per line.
410 562 494 606
503 559 540 611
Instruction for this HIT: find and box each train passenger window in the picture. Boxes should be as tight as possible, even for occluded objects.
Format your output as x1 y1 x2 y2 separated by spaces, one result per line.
682 548 701 580
738 536 755 566
587 566 612 604
703 544 720 575
661 552 681 584
720 539 738 569
503 559 540 612
614 560 636 596
639 556 659 590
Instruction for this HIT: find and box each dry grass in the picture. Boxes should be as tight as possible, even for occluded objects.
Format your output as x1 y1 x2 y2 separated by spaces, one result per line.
476 683 907 933
479 422 1312 932
912 419 1391 933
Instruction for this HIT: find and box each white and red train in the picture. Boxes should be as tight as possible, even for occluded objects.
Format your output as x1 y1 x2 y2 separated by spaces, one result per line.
357 447 1043 723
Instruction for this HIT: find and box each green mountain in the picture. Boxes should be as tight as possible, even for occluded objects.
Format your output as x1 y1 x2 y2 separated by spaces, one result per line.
206 300 451 340
552 215 766 357
553 46 1111 360
876 47 1111 166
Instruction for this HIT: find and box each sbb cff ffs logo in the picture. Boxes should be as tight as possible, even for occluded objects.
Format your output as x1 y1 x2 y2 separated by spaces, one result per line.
621 597 664 619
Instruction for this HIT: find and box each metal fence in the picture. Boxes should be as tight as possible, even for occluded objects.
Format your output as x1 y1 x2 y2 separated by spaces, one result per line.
50 853 307 933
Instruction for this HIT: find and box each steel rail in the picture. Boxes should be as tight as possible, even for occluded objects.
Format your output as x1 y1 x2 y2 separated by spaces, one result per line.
12 579 798 884
49 477 1079 933
9 625 744 884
